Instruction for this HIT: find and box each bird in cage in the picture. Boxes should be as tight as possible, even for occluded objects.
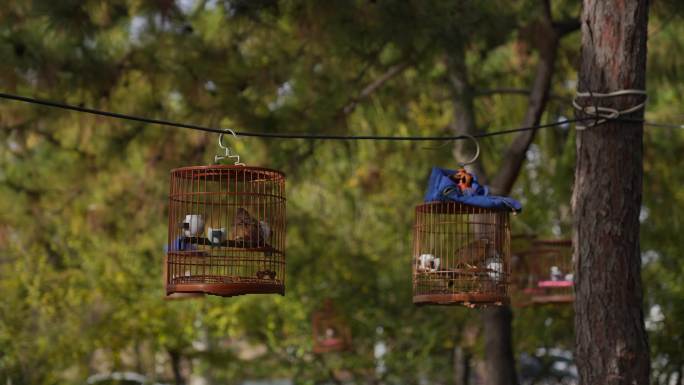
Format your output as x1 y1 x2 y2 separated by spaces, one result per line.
564 273 574 282
455 239 488 264
182 214 204 237
230 208 271 245
418 254 440 272
550 266 563 281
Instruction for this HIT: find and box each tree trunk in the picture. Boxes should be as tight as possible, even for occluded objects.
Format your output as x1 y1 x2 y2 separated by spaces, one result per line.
446 3 579 384
168 349 185 385
482 13 567 385
482 307 518 385
573 1 650 384
453 346 472 385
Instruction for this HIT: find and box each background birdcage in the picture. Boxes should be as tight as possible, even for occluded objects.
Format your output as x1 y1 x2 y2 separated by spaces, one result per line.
166 165 286 297
512 239 573 305
312 300 352 354
412 202 512 307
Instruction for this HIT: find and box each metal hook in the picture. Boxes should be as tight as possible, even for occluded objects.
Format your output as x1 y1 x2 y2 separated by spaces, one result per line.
214 129 245 166
457 134 480 167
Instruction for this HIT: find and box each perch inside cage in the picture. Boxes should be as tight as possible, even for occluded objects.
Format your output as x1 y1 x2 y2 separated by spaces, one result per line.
513 239 574 305
412 201 512 307
312 300 352 354
165 165 286 297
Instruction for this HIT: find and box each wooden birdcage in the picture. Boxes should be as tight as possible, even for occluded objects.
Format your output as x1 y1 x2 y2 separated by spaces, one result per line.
312 300 352 354
412 202 512 307
165 165 286 297
513 239 574 305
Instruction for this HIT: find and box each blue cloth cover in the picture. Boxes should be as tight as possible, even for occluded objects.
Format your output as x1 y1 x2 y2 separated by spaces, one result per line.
424 167 522 212
164 236 197 253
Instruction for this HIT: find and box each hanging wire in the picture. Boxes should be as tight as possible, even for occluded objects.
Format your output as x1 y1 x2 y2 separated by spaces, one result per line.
0 92 681 141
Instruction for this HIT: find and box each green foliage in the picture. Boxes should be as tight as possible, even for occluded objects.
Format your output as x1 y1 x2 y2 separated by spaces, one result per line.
0 1 682 384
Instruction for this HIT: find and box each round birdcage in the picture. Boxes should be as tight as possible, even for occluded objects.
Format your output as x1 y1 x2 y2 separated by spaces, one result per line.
165 165 286 297
513 239 573 305
312 299 352 354
412 202 512 307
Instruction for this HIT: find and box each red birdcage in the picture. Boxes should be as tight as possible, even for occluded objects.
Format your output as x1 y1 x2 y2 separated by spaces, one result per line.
165 164 286 297
312 300 352 354
513 239 573 305
412 202 512 307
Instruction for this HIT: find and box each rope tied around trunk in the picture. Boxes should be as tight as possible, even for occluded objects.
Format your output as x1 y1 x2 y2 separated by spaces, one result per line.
572 89 647 130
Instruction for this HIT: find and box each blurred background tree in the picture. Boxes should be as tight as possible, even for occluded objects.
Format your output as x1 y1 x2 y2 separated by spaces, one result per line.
0 1 681 384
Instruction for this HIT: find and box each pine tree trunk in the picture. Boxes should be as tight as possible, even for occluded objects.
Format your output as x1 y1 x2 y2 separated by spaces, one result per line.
573 1 650 384
483 307 518 385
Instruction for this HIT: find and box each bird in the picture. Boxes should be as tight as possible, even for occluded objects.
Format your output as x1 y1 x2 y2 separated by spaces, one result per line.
564 273 574 282
229 208 271 246
455 239 488 265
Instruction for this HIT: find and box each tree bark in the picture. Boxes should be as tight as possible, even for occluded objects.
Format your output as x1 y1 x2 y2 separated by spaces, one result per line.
573 1 650 385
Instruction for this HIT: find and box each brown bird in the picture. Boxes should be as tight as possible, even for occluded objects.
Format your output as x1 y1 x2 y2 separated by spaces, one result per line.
229 208 261 244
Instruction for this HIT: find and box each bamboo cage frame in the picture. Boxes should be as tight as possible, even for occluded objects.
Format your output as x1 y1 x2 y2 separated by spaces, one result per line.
412 201 512 307
165 165 286 297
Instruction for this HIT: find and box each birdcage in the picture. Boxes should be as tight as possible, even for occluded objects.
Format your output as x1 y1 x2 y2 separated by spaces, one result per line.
312 300 352 354
165 165 286 297
514 239 573 305
412 202 511 307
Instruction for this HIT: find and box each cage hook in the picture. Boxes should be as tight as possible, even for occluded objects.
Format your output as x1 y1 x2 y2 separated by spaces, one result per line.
215 129 245 166
457 134 480 167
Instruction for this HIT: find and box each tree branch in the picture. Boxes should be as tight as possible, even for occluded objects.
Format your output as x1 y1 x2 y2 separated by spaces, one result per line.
341 61 410 116
489 14 580 195
474 88 570 102
447 48 488 181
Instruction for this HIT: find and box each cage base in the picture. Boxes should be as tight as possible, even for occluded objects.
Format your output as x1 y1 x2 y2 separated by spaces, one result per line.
313 341 349 354
530 294 574 304
164 292 205 300
413 293 509 307
169 282 284 297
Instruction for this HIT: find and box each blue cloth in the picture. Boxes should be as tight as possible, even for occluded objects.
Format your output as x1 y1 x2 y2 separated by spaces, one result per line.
164 236 197 253
424 167 522 212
